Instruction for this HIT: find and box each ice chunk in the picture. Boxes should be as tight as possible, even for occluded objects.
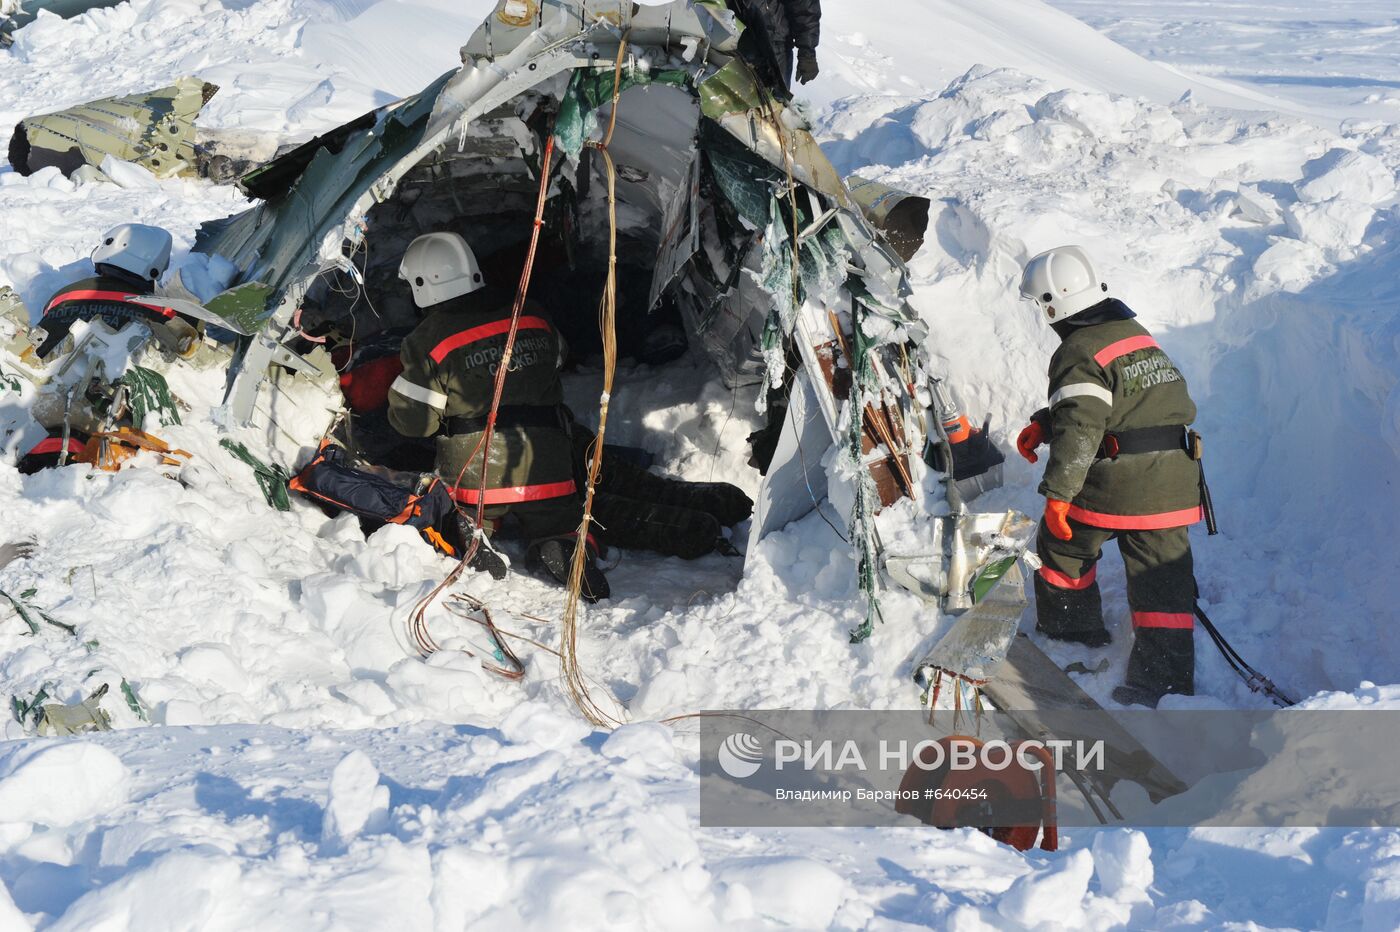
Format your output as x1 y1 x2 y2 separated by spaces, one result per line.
97 155 160 191
715 857 848 928
498 701 591 750
1033 89 1139 144
25 166 74 192
600 723 677 776
321 750 389 850
1251 238 1329 296
431 848 510 927
178 644 251 695
1283 198 1374 250
1092 830 1154 902
161 699 202 726
1295 149 1396 205
1363 863 1400 932
628 668 689 720
1235 185 1281 225
354 524 432 588
997 849 1094 927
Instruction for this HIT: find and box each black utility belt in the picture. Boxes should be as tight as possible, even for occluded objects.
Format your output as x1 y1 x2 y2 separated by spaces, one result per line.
1098 426 1203 461
445 405 565 435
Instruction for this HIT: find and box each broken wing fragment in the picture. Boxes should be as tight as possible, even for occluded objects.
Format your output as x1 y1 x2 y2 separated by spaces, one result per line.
8 77 218 179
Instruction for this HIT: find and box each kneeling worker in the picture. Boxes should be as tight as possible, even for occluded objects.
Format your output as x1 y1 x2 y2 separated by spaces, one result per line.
34 223 179 359
21 224 189 472
387 232 608 601
1017 245 1204 708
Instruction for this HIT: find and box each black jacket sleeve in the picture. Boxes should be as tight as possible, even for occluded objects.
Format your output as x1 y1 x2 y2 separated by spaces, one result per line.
782 0 820 51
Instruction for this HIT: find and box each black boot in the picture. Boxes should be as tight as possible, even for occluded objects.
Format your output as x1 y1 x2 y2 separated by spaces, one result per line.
451 513 507 579
1033 573 1110 647
528 536 610 603
469 544 509 580
676 481 754 528
1111 685 1163 708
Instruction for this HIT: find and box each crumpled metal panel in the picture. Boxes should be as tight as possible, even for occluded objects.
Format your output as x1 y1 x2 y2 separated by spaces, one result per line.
554 66 691 158
459 0 738 63
194 72 454 321
695 59 920 330
9 78 216 178
697 59 847 204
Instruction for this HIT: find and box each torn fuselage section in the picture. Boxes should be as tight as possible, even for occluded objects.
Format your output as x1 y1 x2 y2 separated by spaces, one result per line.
186 0 1006 625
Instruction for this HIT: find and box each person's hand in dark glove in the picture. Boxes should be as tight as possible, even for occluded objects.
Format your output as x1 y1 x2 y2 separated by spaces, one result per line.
796 48 819 84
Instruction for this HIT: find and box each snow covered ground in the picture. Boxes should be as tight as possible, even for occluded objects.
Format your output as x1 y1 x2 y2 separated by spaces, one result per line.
1048 0 1400 123
1 0 1399 928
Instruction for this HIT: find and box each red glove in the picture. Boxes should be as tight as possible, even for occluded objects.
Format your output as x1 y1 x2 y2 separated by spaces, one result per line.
1017 419 1047 463
1044 499 1073 541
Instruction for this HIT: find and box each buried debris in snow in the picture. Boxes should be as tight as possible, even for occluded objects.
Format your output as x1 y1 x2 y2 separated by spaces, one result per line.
8 78 220 180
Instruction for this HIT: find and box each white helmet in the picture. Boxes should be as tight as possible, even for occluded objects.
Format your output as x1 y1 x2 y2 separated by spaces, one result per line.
1019 245 1110 323
92 223 172 283
398 232 484 308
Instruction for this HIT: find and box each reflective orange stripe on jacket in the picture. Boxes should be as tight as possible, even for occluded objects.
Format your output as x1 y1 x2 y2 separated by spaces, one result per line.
44 289 177 319
430 316 552 364
1093 335 1158 368
1066 504 1202 530
448 479 577 506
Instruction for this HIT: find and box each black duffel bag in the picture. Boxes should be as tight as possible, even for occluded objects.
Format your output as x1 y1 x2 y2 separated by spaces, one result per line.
289 442 459 556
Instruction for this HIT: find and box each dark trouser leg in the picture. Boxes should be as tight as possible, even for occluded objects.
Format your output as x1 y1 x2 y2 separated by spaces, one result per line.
488 497 584 543
592 492 720 559
574 426 754 527
1118 526 1196 698
1034 518 1112 646
492 496 609 601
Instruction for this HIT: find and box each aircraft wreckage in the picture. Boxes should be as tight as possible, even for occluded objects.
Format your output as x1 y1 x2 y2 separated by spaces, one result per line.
2 0 1188 844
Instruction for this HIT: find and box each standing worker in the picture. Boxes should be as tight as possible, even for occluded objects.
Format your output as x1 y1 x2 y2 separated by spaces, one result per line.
387 232 609 601
1016 245 1207 708
727 0 822 93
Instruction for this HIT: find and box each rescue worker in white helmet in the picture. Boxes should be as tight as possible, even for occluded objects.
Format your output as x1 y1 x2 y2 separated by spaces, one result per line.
20 223 190 473
33 223 178 359
386 232 609 601
1017 245 1205 708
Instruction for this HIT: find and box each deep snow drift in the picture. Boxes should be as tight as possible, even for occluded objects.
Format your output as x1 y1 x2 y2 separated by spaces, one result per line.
2 0 1399 929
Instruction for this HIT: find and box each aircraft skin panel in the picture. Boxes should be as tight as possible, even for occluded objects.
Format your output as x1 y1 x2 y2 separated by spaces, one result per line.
747 369 832 556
